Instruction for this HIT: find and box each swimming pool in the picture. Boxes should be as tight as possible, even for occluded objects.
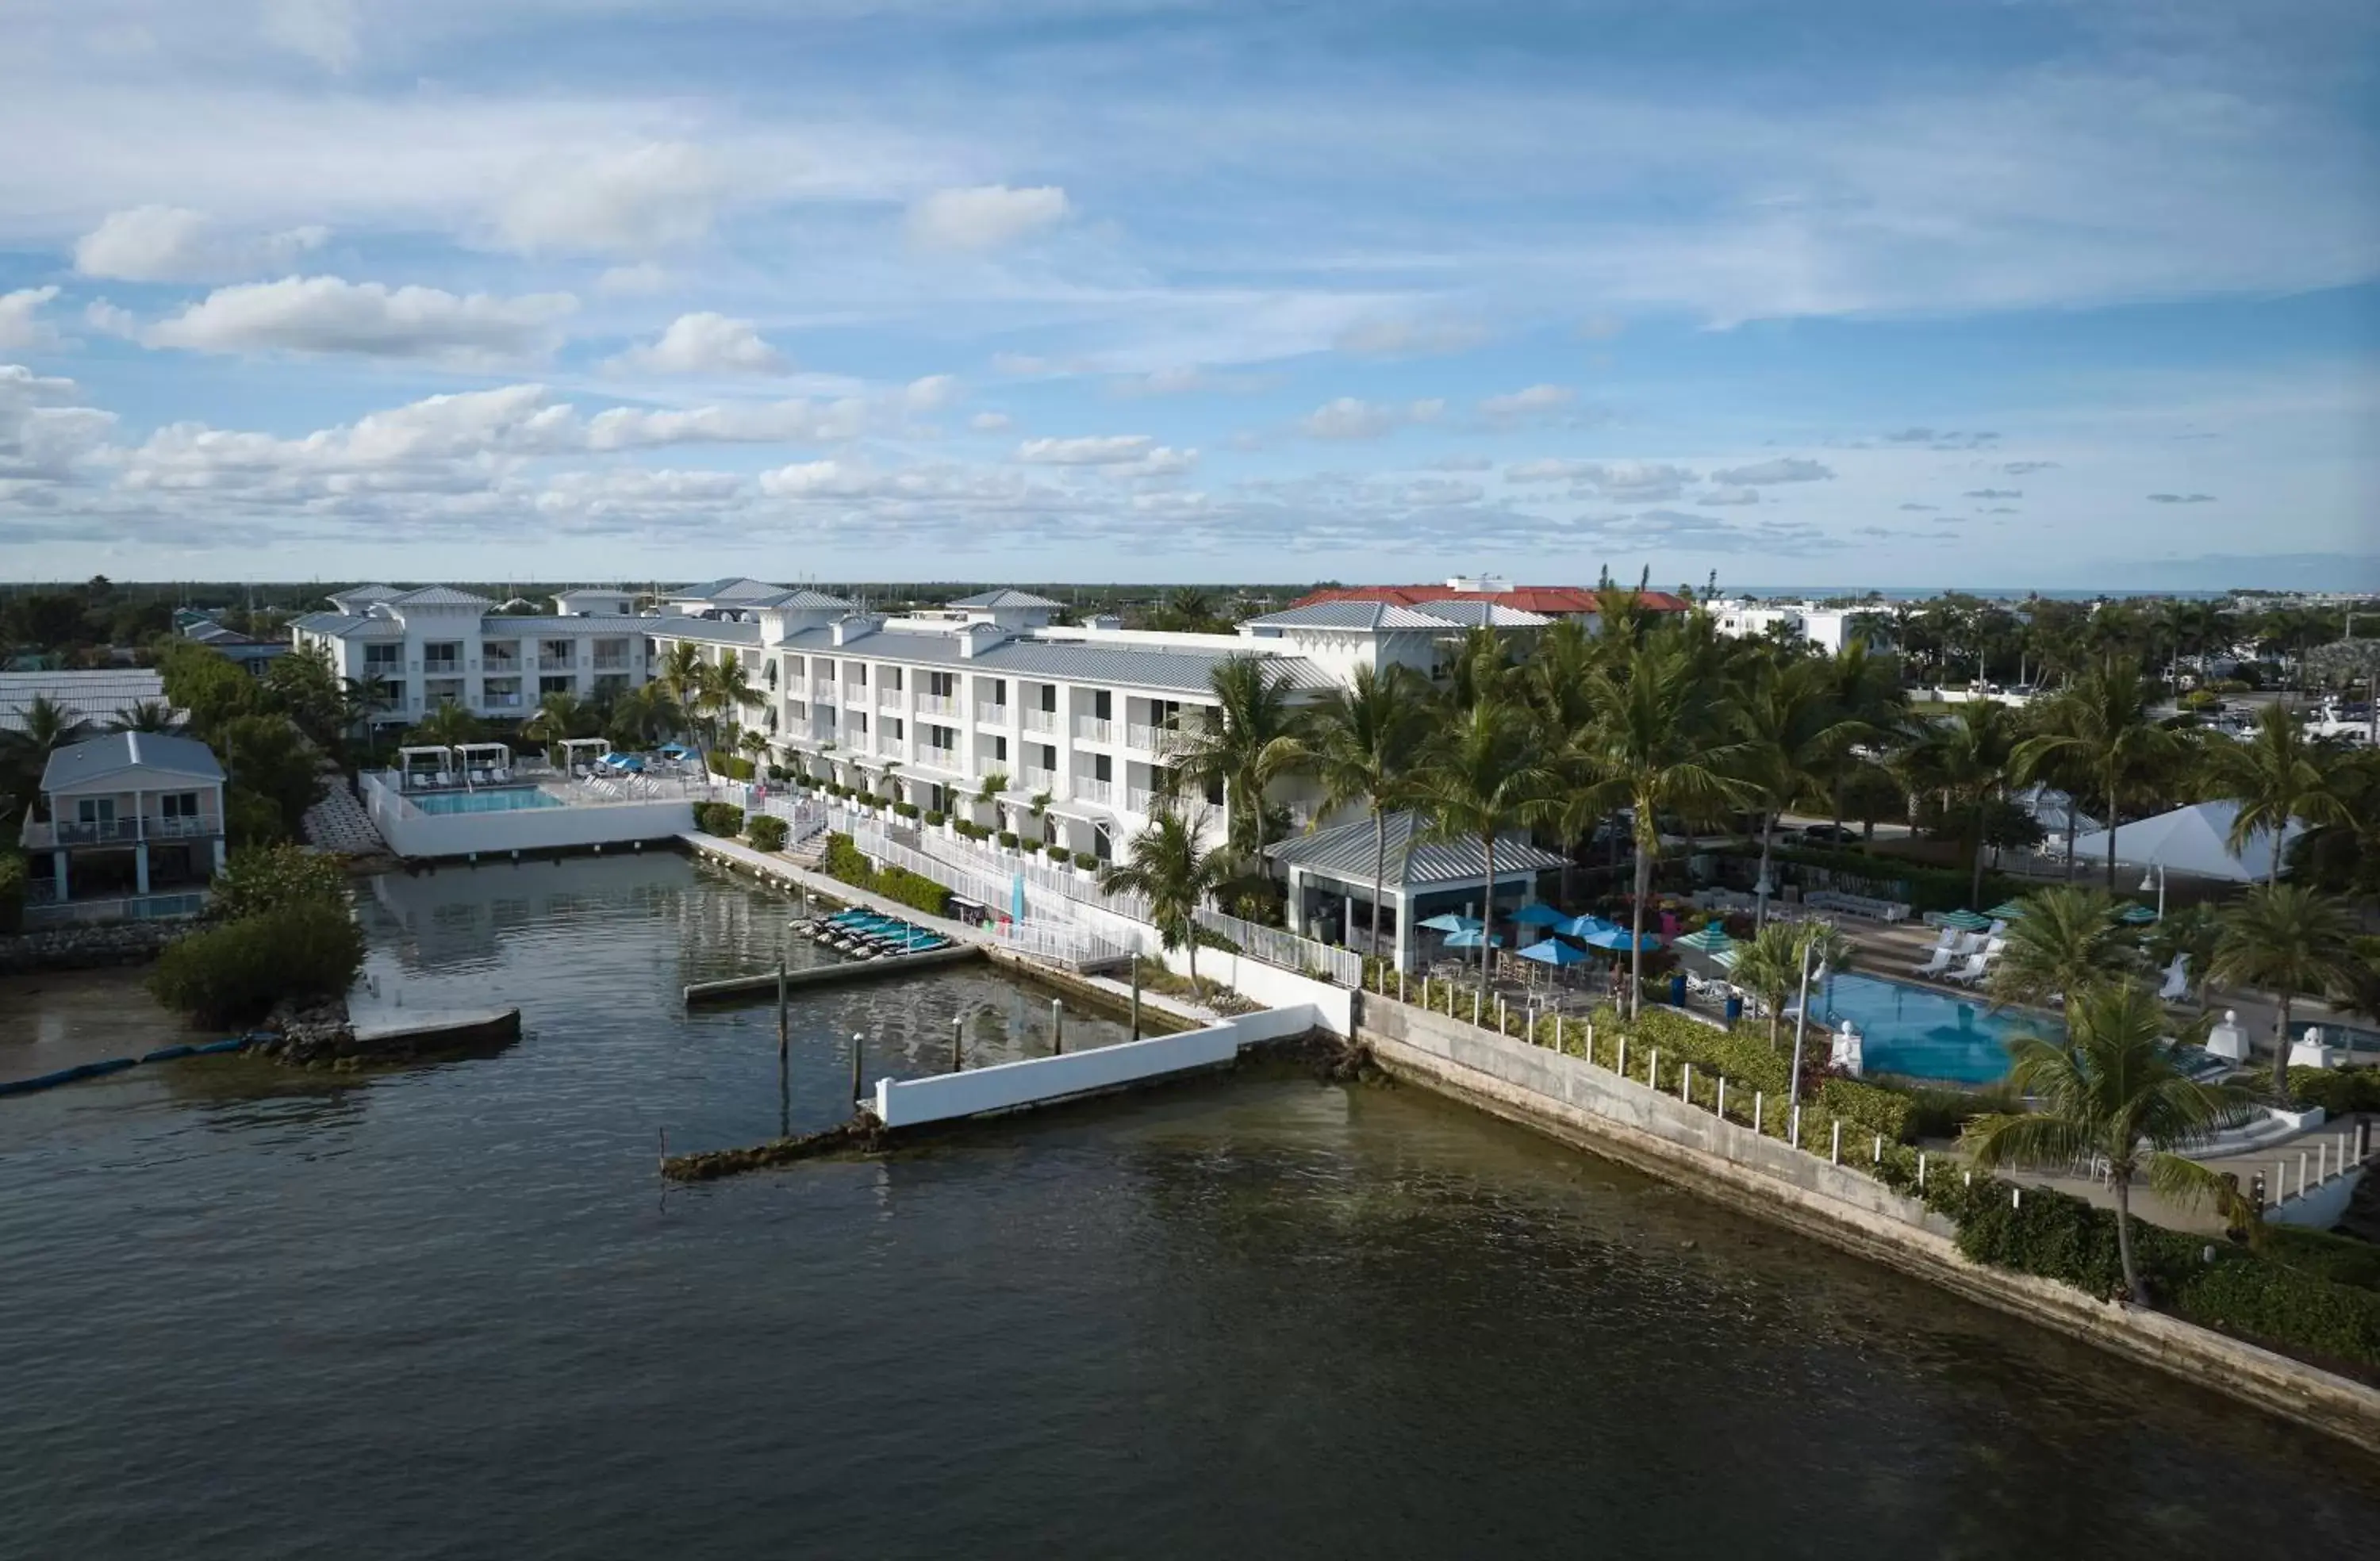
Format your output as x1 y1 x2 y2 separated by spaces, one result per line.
412 787 564 815
1815 972 2055 1083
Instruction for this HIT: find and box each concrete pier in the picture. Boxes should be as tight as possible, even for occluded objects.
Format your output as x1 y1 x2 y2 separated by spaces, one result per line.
682 944 982 1006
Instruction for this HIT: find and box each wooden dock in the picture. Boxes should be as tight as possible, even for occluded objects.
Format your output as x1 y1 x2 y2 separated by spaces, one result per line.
682 943 982 1006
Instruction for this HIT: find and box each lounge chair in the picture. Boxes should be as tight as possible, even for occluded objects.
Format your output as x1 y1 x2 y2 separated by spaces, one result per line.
1924 926 1958 954
2155 955 2189 1003
1946 953 1990 987
1910 945 1954 978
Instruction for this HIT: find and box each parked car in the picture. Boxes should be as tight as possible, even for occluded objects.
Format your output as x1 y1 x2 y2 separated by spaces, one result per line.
1798 823 1855 843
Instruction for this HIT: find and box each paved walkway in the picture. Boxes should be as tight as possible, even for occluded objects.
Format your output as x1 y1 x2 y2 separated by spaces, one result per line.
675 832 1219 1027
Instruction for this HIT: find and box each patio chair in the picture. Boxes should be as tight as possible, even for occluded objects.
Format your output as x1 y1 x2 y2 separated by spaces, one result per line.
2155 955 2189 1003
1910 945 1955 979
1945 952 1990 987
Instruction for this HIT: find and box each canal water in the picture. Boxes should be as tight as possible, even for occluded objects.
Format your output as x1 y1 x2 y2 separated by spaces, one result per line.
2 853 2374 1559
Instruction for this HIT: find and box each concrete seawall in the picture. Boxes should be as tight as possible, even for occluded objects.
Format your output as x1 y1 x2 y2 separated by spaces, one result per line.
1357 993 2380 1451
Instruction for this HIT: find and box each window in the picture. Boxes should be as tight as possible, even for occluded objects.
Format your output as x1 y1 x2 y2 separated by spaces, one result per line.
884 665 902 692
1152 698 1182 728
1035 742 1057 770
927 723 954 754
985 677 1007 705
851 711 867 735
886 717 904 741
161 792 199 819
1093 753 1112 782
1205 776 1224 806
1038 683 1057 712
539 674 574 696
75 797 117 827
1092 689 1111 719
852 664 867 688
927 670 955 698
992 736 1008 762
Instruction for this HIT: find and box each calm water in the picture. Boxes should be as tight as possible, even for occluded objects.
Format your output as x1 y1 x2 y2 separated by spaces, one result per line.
3 854 2375 1559
1821 972 2046 1083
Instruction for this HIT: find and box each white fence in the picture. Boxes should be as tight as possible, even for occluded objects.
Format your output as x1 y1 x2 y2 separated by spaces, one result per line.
871 1003 1324 1128
847 825 1138 968
1196 907 1364 987
22 889 209 926
359 772 695 859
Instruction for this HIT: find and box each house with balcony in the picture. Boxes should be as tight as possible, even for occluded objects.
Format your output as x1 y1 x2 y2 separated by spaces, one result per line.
290 586 656 730
21 731 226 920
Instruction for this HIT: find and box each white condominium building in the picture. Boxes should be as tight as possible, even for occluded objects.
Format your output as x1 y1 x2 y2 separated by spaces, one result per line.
1707 598 1867 654
291 586 656 725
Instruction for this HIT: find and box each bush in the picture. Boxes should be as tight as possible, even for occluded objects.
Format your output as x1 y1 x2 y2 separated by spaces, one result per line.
954 819 989 841
708 750 757 781
149 900 366 1027
693 802 744 836
874 865 950 919
0 852 25 934
892 800 920 819
827 782 849 799
747 815 788 853
1021 839 1043 855
766 765 791 781
821 832 873 888
2287 1066 2380 1116
923 810 946 827
211 843 346 919
1069 851 1097 871
997 830 1019 848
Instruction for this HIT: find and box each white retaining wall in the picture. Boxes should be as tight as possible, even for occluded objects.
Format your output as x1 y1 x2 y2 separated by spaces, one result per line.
871 1003 1322 1129
361 773 693 859
1157 944 1353 1035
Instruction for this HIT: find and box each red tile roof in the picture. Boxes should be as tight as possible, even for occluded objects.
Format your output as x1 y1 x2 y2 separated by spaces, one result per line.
1290 584 1692 615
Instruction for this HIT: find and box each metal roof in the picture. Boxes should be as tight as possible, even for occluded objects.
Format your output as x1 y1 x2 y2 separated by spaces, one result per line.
949 589 1062 609
1407 600 1553 628
41 731 225 791
1241 600 1465 631
291 612 405 639
385 585 497 608
750 588 858 611
1263 810 1570 888
670 577 787 601
650 619 765 647
0 669 171 733
325 584 401 607
756 626 1331 695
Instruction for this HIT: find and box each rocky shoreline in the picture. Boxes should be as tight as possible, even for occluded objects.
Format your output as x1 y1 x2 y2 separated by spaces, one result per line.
0 921 186 977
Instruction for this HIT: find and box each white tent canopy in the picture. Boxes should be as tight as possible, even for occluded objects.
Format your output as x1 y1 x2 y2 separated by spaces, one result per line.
2067 801 2303 883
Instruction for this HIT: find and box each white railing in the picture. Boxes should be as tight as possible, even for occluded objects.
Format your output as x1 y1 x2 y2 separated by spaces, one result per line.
811 681 836 701
1019 766 1055 791
917 694 958 718
25 889 209 926
1023 709 1057 734
975 703 1009 724
1074 717 1112 742
1125 785 1157 815
1196 907 1363 986
1125 723 1165 753
908 828 1155 922
1073 777 1113 804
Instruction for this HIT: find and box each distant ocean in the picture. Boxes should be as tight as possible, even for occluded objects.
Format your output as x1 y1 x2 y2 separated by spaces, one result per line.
1725 586 2240 602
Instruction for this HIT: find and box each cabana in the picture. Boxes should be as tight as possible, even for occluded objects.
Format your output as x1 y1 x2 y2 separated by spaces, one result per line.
455 741 512 786
2067 801 2305 884
397 745 453 790
1265 810 1572 972
557 737 612 777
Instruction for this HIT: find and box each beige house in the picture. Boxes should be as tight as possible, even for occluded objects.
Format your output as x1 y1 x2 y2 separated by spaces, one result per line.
22 731 228 911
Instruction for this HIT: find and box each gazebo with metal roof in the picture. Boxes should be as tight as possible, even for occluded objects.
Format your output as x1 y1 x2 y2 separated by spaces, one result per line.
1262 810 1573 972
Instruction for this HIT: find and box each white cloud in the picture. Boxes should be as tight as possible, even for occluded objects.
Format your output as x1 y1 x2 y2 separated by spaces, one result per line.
1109 447 1199 479
905 185 1069 252
533 467 742 520
1425 454 1493 472
260 0 360 72
595 263 670 297
1709 457 1835 485
612 312 787 376
2148 492 2217 504
969 411 1012 432
143 276 576 364
585 397 869 451
1695 486 1761 506
83 301 139 339
904 374 961 412
757 458 885 499
1299 397 1444 440
73 205 328 282
1334 316 1488 358
0 364 116 485
1504 458 1695 502
0 288 64 351
497 142 724 255
1479 383 1575 421
1107 365 1271 398
1017 434 1154 466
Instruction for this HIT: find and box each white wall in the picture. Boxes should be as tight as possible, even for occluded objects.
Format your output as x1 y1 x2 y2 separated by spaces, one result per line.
360 773 693 858
871 1003 1322 1128
1153 941 1353 1034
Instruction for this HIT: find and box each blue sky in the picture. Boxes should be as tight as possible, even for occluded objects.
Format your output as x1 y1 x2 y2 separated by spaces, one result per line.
2 0 2374 589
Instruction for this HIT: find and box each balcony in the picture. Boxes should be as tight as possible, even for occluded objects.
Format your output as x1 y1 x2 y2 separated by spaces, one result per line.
975 702 1010 724
1022 708 1058 734
1127 723 1178 754
482 658 520 674
811 682 836 702
482 692 524 710
1073 716 1113 743
22 814 220 849
917 693 958 718
1073 777 1114 805
538 655 575 672
1126 785 1157 815
1019 766 1056 791
421 659 461 677
592 655 628 671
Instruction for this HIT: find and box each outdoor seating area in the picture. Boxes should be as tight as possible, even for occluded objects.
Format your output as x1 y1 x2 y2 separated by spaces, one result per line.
1802 888 1912 923
804 908 954 961
395 742 516 790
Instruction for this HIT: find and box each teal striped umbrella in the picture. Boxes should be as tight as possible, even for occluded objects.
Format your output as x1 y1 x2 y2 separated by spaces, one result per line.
2118 903 2159 924
1674 925 1736 954
1984 899 2029 921
1938 909 1992 932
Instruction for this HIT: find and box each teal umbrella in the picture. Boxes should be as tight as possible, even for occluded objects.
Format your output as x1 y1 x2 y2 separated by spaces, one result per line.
1518 939 1590 967
1984 899 2029 921
1938 909 1991 932
1419 913 1482 934
1674 925 1736 954
1444 928 1504 949
2119 903 2159 924
1511 903 1568 927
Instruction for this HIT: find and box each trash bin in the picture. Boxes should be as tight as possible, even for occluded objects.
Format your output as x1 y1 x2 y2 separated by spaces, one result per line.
1725 993 1743 1024
1669 972 1687 1007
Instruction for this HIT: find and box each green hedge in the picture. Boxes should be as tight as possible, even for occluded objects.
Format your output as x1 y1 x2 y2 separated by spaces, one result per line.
211 843 347 921
815 832 949 918
2287 1066 2380 1116
923 810 946 827
1760 843 2019 914
693 802 743 836
708 750 756 780
997 830 1018 847
892 801 919 819
149 900 366 1027
1072 851 1100 871
746 815 788 853
0 852 25 935
954 819 989 841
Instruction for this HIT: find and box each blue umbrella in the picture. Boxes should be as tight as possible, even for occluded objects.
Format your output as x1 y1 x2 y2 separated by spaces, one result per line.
2118 903 2159 924
1511 903 1567 927
612 754 645 773
1518 938 1590 967
1557 913 1619 939
1583 925 1663 951
1419 913 1483 934
657 742 693 758
1442 928 1505 949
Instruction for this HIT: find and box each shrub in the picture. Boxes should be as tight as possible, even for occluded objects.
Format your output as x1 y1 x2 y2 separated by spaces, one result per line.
892 800 920 819
923 810 946 827
766 764 791 781
1021 839 1044 855
693 802 744 836
997 830 1019 848
0 852 25 935
954 819 989 841
827 782 849 799
149 900 366 1028
821 832 873 889
708 751 757 781
874 865 951 919
1072 851 1100 871
747 815 788 853
2287 1066 2380 1116
212 842 346 920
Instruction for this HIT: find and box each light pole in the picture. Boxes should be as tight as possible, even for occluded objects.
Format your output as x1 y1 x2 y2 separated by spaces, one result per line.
2138 862 2166 922
1786 934 1814 1120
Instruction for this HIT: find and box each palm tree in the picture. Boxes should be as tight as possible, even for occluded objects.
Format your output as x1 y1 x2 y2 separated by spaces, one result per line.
1304 663 1428 961
2011 656 2178 890
1727 919 1855 1051
2209 884 2361 1095
1985 887 2137 1016
605 681 677 749
654 641 706 741
1733 656 1869 929
1157 656 1311 871
107 699 180 733
696 651 765 754
2145 902 2222 1003
1100 808 1237 995
408 700 482 747
2 694 97 821
2194 701 2351 888
1558 631 1748 1013
1898 697 2022 906
1819 638 1907 839
1405 698 1560 976
1439 624 1515 714
1960 984 2256 1302
523 691 591 746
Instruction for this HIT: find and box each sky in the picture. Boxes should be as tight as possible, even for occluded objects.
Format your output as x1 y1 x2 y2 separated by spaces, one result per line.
2 0 2376 590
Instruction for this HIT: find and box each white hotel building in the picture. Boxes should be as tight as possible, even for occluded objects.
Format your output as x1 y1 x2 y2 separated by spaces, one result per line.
290 577 1548 865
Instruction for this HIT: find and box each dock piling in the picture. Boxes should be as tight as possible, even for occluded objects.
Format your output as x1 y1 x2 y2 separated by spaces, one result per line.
1130 954 1142 1041
1051 998 1064 1057
952 1014 964 1073
850 1031 863 1109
